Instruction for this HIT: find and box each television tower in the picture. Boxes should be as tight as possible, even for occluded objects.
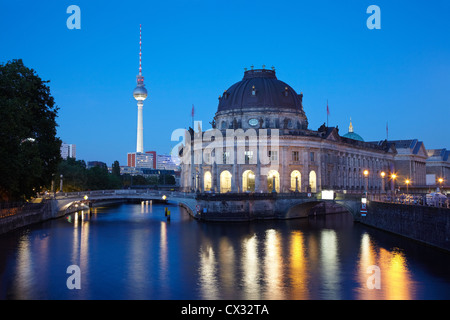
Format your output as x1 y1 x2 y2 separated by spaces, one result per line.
133 24 147 153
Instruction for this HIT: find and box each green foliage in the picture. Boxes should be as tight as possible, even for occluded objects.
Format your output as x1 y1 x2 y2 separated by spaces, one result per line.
57 158 87 192
0 59 61 201
112 160 120 177
56 159 122 191
120 173 176 187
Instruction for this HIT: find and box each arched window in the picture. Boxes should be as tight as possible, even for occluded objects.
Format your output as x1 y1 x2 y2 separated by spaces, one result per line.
267 170 280 193
309 170 317 193
290 170 301 191
242 170 255 192
220 170 232 193
204 171 212 192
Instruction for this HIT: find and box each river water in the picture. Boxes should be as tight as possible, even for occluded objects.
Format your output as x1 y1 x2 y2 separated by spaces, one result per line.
0 202 449 300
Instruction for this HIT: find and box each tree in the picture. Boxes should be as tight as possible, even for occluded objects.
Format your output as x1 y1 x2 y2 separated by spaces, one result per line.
57 158 87 192
0 59 61 201
158 174 176 185
112 160 120 177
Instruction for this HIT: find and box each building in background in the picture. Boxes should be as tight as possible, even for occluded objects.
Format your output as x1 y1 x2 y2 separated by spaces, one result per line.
127 151 156 169
157 154 181 171
60 142 76 159
426 148 450 188
380 139 428 187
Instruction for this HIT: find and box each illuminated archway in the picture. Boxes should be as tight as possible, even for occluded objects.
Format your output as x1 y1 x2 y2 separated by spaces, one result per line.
220 170 232 193
204 171 212 192
290 170 301 191
242 170 255 192
309 170 317 193
267 170 280 193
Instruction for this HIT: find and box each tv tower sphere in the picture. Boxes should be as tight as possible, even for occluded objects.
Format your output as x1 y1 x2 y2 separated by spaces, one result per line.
133 85 147 101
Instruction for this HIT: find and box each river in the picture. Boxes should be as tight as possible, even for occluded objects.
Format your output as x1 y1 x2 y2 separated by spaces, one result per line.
1 202 449 300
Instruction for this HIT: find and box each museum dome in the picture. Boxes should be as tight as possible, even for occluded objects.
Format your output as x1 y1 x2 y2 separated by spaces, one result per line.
342 119 364 142
217 68 304 113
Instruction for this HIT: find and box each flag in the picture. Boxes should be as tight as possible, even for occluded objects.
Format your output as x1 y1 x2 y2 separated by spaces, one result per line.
191 104 195 117
327 100 330 115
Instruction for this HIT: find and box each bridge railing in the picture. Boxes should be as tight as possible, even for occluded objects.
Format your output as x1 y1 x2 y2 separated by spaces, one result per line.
41 189 197 200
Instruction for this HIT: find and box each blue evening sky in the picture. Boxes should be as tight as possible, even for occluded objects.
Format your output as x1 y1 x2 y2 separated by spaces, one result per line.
1 0 449 166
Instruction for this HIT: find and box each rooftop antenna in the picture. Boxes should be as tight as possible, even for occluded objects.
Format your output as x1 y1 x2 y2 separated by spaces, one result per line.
139 24 142 76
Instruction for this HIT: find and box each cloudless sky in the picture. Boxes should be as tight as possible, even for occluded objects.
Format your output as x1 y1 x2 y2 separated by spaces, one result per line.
1 0 449 166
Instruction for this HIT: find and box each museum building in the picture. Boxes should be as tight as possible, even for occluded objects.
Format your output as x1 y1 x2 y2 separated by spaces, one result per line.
179 67 397 194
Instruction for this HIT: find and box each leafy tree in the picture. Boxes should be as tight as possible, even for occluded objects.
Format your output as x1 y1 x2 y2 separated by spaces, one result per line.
112 160 120 177
87 166 110 190
158 174 176 185
0 59 61 201
57 158 87 192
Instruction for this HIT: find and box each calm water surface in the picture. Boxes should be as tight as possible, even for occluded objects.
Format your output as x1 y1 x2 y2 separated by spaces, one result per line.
0 203 449 300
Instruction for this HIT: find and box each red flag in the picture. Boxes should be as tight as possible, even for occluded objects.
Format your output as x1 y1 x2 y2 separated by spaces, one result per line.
327 101 330 115
191 104 195 117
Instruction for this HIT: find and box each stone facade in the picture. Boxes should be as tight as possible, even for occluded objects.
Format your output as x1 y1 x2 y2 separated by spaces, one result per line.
180 68 397 194
376 139 428 186
426 149 450 185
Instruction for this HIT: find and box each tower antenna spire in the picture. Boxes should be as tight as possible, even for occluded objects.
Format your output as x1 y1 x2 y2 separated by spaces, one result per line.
139 24 142 76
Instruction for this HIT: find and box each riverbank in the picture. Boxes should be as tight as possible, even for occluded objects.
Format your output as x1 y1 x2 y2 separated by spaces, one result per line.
359 201 450 252
0 199 124 235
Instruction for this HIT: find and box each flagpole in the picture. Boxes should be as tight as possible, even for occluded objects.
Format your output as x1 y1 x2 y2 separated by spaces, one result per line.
191 104 194 130
326 99 329 127
386 121 389 141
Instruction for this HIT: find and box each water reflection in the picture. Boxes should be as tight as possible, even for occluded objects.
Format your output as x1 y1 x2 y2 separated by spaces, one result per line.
320 230 340 299
2 205 449 300
198 245 219 299
218 237 236 298
263 229 284 300
241 234 260 299
289 231 309 299
13 237 33 299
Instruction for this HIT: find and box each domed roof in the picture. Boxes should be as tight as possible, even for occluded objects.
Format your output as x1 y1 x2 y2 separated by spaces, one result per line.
217 68 304 113
343 132 365 142
342 119 364 141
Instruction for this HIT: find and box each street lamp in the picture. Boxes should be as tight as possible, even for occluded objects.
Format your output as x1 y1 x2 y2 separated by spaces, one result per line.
60 174 63 193
363 170 369 196
438 178 444 193
391 173 398 199
381 171 386 194
405 179 410 203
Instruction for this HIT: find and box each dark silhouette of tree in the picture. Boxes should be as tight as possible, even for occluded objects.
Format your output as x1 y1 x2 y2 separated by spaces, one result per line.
0 59 61 201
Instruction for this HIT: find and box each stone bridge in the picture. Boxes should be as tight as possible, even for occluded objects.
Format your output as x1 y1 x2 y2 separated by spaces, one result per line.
50 189 365 222
52 189 198 217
